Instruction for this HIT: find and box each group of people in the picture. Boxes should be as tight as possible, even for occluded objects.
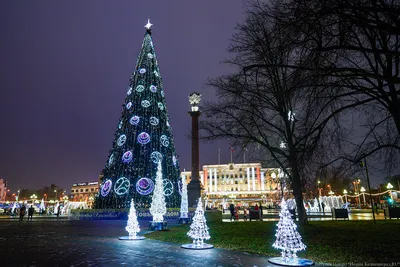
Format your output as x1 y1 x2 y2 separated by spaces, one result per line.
229 203 263 221
18 205 35 221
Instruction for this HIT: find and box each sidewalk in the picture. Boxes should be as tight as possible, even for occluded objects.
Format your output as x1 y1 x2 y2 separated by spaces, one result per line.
0 220 330 266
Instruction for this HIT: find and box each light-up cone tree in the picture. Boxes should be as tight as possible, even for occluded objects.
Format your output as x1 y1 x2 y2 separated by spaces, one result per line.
182 197 213 249
149 161 167 222
94 19 181 209
119 199 145 240
180 174 188 219
269 198 313 266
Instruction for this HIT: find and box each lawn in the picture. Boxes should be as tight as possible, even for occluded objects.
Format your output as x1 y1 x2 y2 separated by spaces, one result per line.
145 218 400 264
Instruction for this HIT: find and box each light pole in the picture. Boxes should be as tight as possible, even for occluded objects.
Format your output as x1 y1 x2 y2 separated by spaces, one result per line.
360 187 366 206
16 189 20 201
328 190 334 196
343 190 348 204
318 180 322 197
387 183 394 206
54 189 57 200
30 194 37 204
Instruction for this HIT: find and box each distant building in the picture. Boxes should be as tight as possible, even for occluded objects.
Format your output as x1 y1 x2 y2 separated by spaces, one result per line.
70 181 99 207
0 179 7 202
181 163 284 208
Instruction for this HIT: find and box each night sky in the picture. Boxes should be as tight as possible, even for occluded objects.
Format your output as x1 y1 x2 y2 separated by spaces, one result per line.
0 1 245 192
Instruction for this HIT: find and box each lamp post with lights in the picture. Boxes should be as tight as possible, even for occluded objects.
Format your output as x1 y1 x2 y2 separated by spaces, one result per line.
360 187 366 206
343 190 348 204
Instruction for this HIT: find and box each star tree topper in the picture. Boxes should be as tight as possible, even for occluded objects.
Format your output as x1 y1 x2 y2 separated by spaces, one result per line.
145 19 153 30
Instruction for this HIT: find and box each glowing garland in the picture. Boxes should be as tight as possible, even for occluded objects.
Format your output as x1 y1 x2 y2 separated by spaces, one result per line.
137 132 151 144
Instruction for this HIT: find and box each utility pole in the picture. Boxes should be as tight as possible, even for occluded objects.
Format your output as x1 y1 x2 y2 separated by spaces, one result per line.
360 158 375 224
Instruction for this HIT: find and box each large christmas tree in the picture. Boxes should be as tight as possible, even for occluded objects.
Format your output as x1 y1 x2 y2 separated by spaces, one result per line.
95 20 181 209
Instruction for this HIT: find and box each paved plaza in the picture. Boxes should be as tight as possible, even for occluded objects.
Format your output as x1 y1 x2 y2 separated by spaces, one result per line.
0 219 329 267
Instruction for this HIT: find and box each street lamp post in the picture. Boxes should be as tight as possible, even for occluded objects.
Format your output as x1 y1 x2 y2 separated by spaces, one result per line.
318 180 322 197
360 187 366 206
387 183 394 206
54 189 57 200
328 190 334 196
343 190 348 204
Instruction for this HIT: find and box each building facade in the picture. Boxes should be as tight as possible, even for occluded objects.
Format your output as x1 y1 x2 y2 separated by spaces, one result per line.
181 163 285 208
0 179 7 202
70 181 99 207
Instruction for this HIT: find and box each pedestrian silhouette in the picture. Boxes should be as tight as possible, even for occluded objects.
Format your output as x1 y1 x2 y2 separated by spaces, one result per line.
19 205 26 221
28 205 34 221
321 202 325 214
229 204 235 221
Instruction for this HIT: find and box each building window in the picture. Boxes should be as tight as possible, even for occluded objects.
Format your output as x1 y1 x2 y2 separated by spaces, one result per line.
85 189 89 192
91 188 94 191
71 189 74 193
80 189 83 192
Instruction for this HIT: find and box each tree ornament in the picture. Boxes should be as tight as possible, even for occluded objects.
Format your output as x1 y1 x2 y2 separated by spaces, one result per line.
137 132 151 144
136 177 154 195
130 115 140 126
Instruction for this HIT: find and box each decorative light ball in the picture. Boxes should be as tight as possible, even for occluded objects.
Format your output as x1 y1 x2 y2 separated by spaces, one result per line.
160 135 169 147
136 85 145 92
161 90 164 97
126 102 132 109
137 132 151 144
130 116 140 126
108 154 114 165
114 177 130 195
142 100 151 108
172 155 177 166
150 85 157 93
162 179 174 196
117 134 127 146
150 117 159 126
147 53 153 59
127 87 132 95
150 151 163 163
154 70 159 77
101 180 112 197
136 178 155 195
139 68 146 74
118 120 123 129
122 151 133 163
158 102 164 110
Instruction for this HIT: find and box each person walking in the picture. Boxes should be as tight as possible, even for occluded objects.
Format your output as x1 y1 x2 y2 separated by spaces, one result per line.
19 205 26 221
229 204 235 221
28 205 34 221
321 202 325 215
243 208 248 221
57 205 61 218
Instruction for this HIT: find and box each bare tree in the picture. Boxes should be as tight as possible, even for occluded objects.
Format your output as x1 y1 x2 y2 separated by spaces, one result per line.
200 0 349 224
272 0 400 166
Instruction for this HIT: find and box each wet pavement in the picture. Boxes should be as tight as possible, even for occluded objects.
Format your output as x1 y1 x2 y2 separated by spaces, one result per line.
0 219 329 267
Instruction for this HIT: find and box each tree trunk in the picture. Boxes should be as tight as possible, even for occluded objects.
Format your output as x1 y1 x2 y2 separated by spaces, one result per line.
290 159 308 225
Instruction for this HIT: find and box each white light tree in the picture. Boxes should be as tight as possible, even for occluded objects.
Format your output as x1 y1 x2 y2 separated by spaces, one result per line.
187 197 211 248
125 199 141 238
273 198 306 261
180 174 188 218
149 161 167 222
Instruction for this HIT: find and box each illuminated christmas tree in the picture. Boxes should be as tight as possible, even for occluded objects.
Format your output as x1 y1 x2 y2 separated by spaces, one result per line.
180 174 188 219
273 198 306 261
149 161 167 222
125 199 141 238
95 20 181 209
184 197 212 249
